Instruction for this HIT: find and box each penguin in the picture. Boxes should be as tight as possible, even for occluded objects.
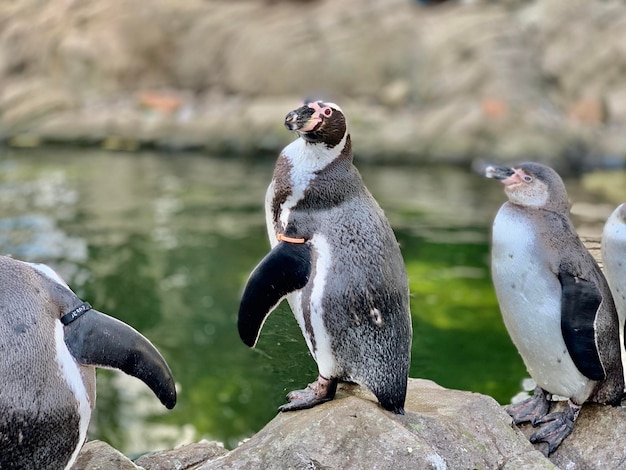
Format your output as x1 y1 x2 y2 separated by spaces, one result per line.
601 202 626 343
485 162 624 455
0 255 177 470
238 100 412 414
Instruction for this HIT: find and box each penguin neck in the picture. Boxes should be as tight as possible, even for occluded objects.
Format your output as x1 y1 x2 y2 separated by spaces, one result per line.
507 201 570 220
271 133 353 231
283 133 351 175
276 133 350 202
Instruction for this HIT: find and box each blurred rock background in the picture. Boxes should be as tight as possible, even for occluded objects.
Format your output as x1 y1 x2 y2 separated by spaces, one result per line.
1 0 626 167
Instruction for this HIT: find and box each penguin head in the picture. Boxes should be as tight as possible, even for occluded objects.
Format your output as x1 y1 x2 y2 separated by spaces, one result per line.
284 100 347 148
486 162 570 212
615 203 626 223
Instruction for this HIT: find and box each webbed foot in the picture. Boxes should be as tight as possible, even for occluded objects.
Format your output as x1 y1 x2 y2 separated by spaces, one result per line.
530 401 580 455
278 375 338 412
506 386 551 425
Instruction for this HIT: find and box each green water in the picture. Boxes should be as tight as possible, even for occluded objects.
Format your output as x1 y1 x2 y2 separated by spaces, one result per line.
0 148 594 454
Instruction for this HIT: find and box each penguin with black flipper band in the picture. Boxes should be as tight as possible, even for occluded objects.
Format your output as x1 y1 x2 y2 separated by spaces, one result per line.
0 256 177 470
484 162 624 455
238 100 412 414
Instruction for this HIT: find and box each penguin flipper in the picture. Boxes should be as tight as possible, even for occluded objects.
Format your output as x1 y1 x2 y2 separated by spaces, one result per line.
558 271 605 381
64 310 177 409
238 241 312 347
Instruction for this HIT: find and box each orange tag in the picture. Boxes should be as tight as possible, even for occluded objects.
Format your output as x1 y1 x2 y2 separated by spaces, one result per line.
276 233 306 244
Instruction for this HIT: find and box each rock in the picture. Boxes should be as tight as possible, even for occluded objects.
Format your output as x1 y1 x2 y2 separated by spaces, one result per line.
134 441 228 470
481 97 509 119
0 79 76 132
72 378 626 469
3 0 626 163
567 97 606 126
379 80 411 108
605 88 626 125
71 440 140 470
137 91 184 115
34 111 109 145
6 133 41 148
198 379 554 469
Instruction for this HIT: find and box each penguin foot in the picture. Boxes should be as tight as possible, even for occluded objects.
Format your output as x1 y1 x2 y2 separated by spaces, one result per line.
529 401 581 456
278 375 338 412
506 386 551 425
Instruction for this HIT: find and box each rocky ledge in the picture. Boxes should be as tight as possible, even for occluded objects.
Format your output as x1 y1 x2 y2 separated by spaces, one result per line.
71 378 626 470
3 0 626 167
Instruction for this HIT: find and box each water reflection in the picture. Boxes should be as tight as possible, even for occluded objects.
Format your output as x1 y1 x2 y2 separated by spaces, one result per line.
0 148 613 455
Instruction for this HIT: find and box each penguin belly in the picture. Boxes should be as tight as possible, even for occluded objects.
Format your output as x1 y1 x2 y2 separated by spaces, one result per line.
492 210 595 402
602 204 626 335
286 234 338 379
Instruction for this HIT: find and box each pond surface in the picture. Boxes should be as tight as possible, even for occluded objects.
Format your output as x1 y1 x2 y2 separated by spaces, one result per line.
0 147 614 456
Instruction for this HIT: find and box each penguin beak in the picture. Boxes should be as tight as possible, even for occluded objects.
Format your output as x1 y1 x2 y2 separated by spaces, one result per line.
484 165 515 181
284 111 301 131
284 105 319 133
63 310 177 409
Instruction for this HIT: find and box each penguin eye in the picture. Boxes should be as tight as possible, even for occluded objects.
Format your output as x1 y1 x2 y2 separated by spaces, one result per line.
522 175 533 183
323 108 332 117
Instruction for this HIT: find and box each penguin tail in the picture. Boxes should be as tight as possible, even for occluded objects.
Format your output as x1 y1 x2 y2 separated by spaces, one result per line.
388 404 406 415
374 386 407 415
379 397 406 415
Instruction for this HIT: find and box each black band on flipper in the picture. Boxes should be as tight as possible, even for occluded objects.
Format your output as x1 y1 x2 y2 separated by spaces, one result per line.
238 241 312 347
60 302 92 325
559 271 605 381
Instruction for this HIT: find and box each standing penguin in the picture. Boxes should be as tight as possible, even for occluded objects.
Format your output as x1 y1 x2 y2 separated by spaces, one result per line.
485 162 624 455
0 255 176 470
238 101 412 414
602 203 626 342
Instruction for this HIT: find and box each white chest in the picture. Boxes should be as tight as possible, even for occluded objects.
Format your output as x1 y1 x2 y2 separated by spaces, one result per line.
602 207 626 333
54 321 92 469
268 136 346 231
491 208 592 399
491 210 547 302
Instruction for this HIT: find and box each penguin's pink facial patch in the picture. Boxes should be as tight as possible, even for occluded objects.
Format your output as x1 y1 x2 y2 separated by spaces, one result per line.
502 168 531 187
300 102 333 132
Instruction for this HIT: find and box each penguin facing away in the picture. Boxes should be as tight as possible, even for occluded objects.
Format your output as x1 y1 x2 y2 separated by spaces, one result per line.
0 256 177 470
485 162 624 455
601 202 626 345
238 100 412 414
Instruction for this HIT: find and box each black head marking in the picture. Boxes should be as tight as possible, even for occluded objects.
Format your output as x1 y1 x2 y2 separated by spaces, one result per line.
284 101 347 148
